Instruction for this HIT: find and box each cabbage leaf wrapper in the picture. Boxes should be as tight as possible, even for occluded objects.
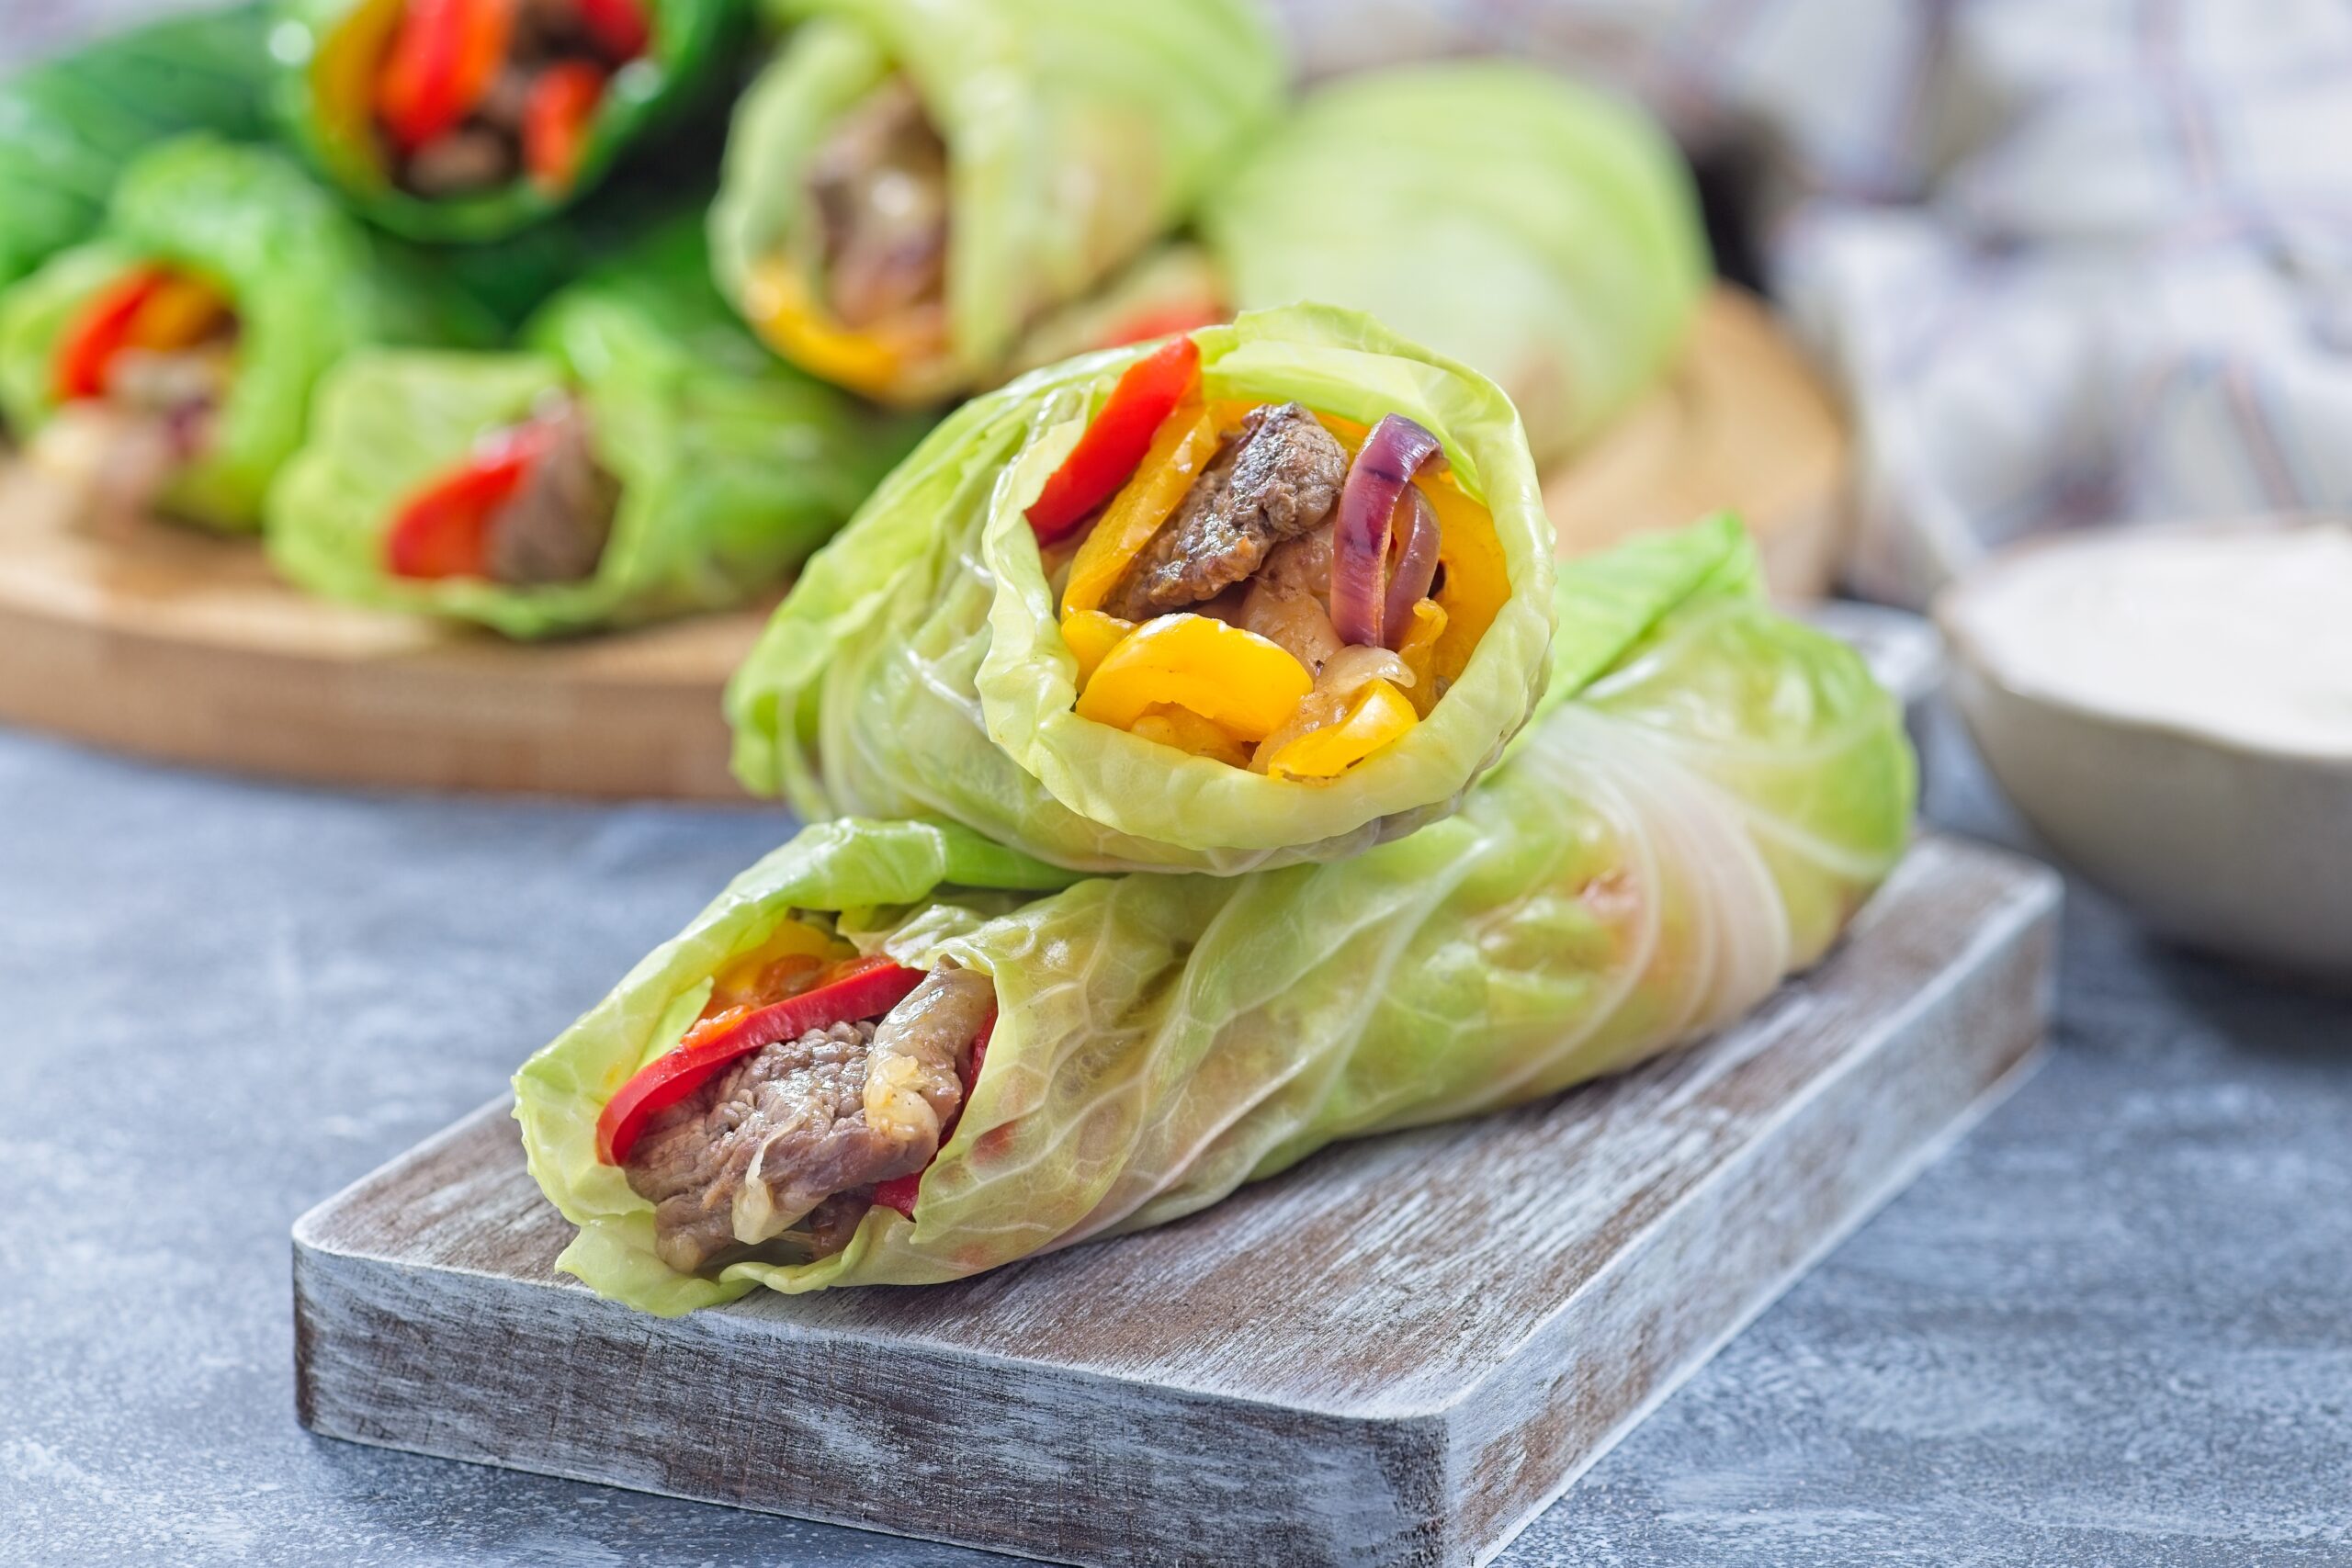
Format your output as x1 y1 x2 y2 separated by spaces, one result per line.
0 136 498 532
0 3 275 293
271 0 751 243
1199 62 1710 468
727 304 1557 874
709 0 1285 403
267 222 929 637
517 517 1917 1313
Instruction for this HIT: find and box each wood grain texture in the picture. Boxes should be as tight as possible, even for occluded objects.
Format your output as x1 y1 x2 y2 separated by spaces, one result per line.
292 833 2055 1568
0 285 1844 801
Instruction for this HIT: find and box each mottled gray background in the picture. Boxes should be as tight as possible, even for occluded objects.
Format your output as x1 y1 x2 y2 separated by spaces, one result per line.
7 700 2349 1568
6 5 2351 1564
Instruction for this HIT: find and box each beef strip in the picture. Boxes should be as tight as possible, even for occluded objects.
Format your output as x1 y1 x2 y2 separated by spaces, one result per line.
402 125 517 197
805 76 950 330
1108 402 1348 622
483 402 619 585
624 964 997 1273
1238 519 1342 672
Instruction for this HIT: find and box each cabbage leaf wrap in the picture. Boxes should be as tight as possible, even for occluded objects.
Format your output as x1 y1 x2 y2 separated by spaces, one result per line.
516 516 1918 1313
1198 62 1710 468
0 135 498 532
0 3 274 293
725 303 1557 874
270 0 751 243
266 221 929 637
708 0 1285 403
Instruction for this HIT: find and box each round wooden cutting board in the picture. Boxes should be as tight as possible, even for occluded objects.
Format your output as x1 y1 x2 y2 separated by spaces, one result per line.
0 285 1846 802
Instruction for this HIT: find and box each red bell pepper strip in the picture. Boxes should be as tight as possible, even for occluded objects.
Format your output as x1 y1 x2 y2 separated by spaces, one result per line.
870 1007 996 1220
1024 334 1200 545
573 0 650 62
376 0 515 155
596 957 926 1166
51 267 168 402
382 420 554 580
522 61 608 191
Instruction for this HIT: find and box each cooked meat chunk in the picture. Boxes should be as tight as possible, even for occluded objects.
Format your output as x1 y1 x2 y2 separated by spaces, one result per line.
623 964 997 1273
1238 519 1342 673
401 125 517 197
1109 402 1347 622
864 964 996 1148
806 76 950 330
484 403 619 585
626 1020 899 1272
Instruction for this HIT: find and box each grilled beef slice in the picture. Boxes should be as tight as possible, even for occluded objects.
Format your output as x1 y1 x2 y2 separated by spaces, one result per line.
806 76 950 330
624 964 998 1272
484 403 619 585
1109 401 1348 622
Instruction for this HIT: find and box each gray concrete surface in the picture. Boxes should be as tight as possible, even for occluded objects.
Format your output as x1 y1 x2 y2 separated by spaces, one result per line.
4 700 2348 1567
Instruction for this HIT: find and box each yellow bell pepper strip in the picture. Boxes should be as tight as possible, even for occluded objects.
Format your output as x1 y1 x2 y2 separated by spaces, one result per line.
1057 609 1135 688
1393 598 1449 716
1026 334 1201 544
744 255 943 402
1422 479 1509 689
312 0 407 186
1130 704 1252 768
1074 614 1311 742
1263 678 1418 782
708 919 851 1010
1058 400 1217 615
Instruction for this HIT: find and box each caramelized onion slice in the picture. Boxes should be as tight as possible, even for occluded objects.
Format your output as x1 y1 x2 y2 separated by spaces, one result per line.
1329 413 1442 648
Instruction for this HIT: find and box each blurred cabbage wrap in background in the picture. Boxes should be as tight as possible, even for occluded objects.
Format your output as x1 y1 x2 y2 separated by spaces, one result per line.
725 303 1557 874
266 221 928 637
516 517 1917 1313
1199 62 1710 468
0 135 498 532
0 3 274 294
709 0 1286 402
270 0 751 243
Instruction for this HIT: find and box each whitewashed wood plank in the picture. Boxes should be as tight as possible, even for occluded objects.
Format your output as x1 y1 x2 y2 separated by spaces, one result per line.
293 832 2059 1568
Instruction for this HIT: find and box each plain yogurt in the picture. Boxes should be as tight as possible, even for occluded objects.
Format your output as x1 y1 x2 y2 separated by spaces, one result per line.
1950 523 2352 760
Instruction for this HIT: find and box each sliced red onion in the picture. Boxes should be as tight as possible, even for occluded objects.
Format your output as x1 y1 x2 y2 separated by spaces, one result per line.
1329 413 1442 647
1380 489 1442 649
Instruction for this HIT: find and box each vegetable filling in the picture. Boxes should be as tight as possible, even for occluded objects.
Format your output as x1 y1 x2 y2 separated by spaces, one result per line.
382 397 620 583
366 0 650 199
36 263 237 511
748 72 950 398
1032 334 1507 781
601 932 999 1273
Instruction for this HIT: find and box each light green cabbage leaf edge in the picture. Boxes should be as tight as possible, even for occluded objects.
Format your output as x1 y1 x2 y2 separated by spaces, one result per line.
518 516 1917 1314
726 302 1558 874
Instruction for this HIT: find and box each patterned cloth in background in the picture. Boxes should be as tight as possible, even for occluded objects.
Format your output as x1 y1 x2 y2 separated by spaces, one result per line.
1274 0 2352 604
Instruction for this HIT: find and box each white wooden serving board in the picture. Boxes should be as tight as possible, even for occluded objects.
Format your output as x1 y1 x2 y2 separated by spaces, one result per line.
292 833 2055 1568
0 287 1844 802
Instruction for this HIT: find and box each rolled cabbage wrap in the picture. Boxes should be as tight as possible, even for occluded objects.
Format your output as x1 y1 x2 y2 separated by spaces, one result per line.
267 221 926 637
0 136 498 533
1098 63 1703 468
0 4 274 293
271 0 750 243
707 0 1285 405
726 304 1556 874
515 516 1917 1313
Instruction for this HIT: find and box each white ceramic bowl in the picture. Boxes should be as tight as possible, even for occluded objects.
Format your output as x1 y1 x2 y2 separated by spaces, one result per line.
1937 518 2352 982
